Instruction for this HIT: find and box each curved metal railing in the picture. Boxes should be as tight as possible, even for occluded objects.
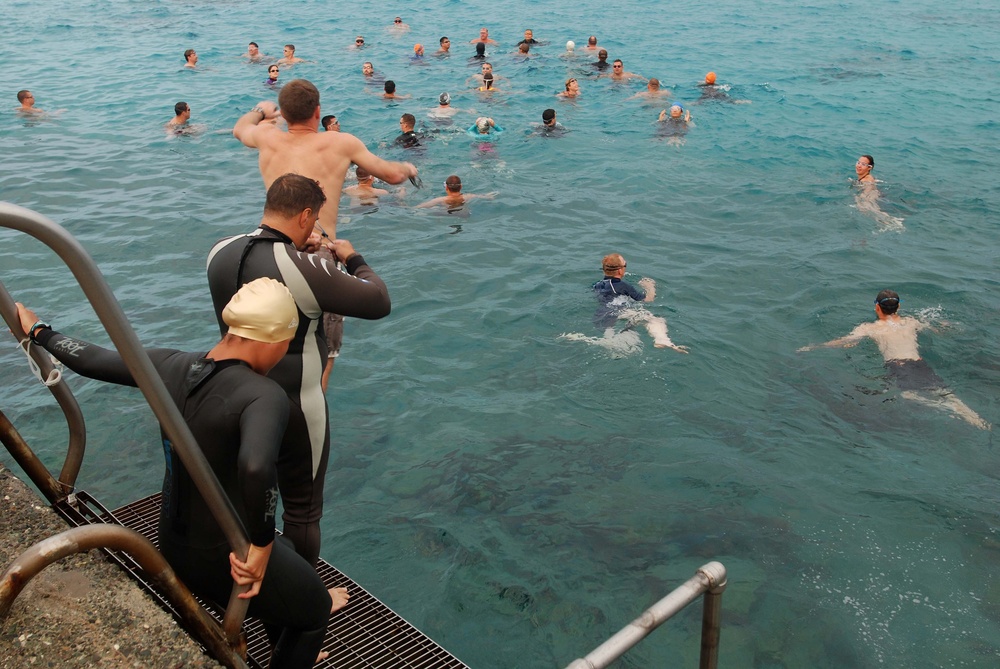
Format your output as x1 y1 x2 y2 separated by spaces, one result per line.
0 202 251 660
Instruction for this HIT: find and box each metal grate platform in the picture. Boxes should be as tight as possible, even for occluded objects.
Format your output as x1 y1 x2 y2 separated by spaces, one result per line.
54 491 469 669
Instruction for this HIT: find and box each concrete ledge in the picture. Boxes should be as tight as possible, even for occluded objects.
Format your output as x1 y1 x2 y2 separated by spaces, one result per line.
0 462 222 669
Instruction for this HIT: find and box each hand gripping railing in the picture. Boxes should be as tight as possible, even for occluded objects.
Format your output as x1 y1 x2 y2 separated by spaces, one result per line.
0 202 251 664
0 283 86 504
564 561 727 669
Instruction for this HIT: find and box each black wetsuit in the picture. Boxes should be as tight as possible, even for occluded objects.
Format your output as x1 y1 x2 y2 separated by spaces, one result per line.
206 225 391 565
592 276 646 329
34 329 330 667
394 130 421 148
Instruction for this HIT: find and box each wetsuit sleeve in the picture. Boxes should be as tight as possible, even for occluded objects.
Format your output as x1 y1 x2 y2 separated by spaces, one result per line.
281 247 391 319
33 329 174 388
621 282 646 301
236 385 289 546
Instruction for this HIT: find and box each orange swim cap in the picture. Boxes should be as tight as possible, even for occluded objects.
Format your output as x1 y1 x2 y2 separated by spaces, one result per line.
705 71 717 84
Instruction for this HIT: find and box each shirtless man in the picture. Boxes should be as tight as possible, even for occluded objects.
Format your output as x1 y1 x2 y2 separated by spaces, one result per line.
583 35 599 51
233 79 416 238
798 290 989 430
389 16 410 32
602 59 647 82
16 90 43 114
343 166 389 203
184 49 198 68
361 61 377 78
166 101 191 129
244 41 266 62
628 78 671 101
470 27 499 46
436 36 451 55
381 80 411 100
416 175 496 210
277 44 305 66
428 92 468 120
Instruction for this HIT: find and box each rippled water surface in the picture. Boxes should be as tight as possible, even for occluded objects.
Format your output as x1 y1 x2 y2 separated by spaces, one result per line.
2 1 999 666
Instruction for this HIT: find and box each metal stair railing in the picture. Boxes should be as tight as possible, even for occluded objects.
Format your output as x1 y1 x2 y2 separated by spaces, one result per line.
0 201 253 666
564 561 727 669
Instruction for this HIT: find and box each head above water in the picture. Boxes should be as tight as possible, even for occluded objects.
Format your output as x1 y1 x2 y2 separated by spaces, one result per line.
321 114 339 130
648 78 660 90
669 104 684 118
475 42 486 56
223 277 299 344
705 71 717 84
874 289 900 315
598 49 608 60
174 101 190 116
542 108 556 124
566 40 575 52
278 79 320 123
439 92 451 105
445 175 462 192
184 48 196 63
588 36 597 46
413 43 423 55
384 80 396 94
355 166 371 181
475 117 490 133
263 173 327 219
400 113 415 129
602 253 626 274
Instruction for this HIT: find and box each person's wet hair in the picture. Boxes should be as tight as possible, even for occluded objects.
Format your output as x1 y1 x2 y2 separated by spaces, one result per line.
598 49 608 58
440 36 449 45
248 41 258 48
649 78 660 89
475 42 486 56
588 36 597 45
863 154 875 169
400 113 415 127
565 78 576 90
278 79 320 123
355 166 371 180
482 73 494 89
17 90 31 103
321 115 337 130
384 80 396 94
285 44 295 52
445 175 462 192
875 289 900 315
184 48 195 61
264 174 327 218
174 101 188 116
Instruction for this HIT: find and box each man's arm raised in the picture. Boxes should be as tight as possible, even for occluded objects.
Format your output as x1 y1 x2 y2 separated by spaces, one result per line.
344 133 417 185
233 100 280 148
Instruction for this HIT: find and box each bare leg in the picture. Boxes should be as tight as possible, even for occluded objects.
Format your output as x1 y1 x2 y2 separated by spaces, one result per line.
901 390 991 430
321 358 334 394
643 315 689 353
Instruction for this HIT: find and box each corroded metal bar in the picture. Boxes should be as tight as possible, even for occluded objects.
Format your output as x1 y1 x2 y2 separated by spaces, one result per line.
0 279 86 497
564 561 727 669
0 202 250 648
0 524 248 669
0 408 64 502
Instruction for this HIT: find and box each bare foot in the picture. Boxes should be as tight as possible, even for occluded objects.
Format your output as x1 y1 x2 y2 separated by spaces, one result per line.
329 586 350 613
316 650 329 663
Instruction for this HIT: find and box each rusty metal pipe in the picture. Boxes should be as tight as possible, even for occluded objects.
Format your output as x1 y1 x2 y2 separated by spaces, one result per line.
0 202 251 648
0 409 64 503
0 524 248 669
0 280 87 497
565 561 727 669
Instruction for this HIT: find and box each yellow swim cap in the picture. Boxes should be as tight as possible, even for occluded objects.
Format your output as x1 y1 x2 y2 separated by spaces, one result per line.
223 278 299 343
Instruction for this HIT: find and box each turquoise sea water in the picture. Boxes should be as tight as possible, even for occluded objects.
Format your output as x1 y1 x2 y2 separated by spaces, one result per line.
2 0 999 666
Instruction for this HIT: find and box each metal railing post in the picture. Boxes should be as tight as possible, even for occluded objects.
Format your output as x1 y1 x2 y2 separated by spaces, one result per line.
0 280 87 499
565 561 727 669
0 202 250 650
0 524 248 669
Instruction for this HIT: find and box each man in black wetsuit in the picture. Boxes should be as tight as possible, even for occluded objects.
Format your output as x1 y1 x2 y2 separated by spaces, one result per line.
207 173 391 566
17 278 339 667
394 113 421 148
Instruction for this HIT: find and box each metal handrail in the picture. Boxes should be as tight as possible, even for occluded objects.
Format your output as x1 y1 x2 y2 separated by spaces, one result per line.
0 524 248 669
564 561 727 669
0 281 86 501
0 201 250 649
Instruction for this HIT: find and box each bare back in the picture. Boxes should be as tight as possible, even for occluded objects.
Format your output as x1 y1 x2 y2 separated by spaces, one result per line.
850 316 925 361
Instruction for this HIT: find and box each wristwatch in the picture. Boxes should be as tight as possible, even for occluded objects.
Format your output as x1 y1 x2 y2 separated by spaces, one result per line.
28 320 51 342
251 106 265 118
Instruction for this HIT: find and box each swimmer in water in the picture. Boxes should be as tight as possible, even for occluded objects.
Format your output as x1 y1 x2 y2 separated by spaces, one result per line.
583 35 599 51
798 289 989 430
264 65 280 86
16 90 43 114
436 36 451 56
696 72 750 104
416 174 497 211
410 43 426 63
470 27 499 46
380 80 411 100
657 104 693 145
183 49 198 68
478 72 499 91
592 49 610 70
852 154 904 231
321 115 340 131
536 108 567 136
517 29 540 47
562 40 576 58
428 92 470 121
470 42 487 62
277 44 306 65
389 16 410 33
558 78 581 99
561 253 688 355
353 36 366 49
165 100 192 131
601 59 647 82
628 78 671 101
343 166 390 204
244 41 267 62
394 113 422 148
467 61 503 87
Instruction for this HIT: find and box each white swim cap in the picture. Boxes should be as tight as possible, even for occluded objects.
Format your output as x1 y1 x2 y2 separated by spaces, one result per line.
223 278 298 343
566 40 575 51
475 117 490 132
439 92 451 105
